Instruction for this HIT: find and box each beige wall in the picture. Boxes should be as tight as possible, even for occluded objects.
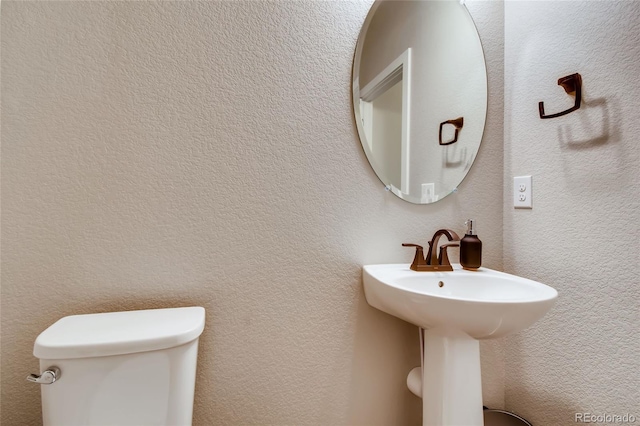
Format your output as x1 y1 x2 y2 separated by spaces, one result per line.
1 1 504 425
503 1 640 424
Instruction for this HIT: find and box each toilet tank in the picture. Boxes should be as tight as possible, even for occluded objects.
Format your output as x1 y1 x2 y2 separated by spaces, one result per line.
32 307 205 426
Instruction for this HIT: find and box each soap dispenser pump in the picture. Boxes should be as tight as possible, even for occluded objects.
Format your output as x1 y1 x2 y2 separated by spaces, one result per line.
460 219 482 270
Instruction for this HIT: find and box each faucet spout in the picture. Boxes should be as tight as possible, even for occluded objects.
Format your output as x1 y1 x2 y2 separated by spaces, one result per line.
426 229 460 269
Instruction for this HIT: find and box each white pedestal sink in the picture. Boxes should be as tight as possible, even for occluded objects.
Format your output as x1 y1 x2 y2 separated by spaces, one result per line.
363 264 557 426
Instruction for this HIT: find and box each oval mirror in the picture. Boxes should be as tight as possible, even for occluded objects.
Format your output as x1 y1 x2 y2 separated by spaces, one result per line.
353 0 488 204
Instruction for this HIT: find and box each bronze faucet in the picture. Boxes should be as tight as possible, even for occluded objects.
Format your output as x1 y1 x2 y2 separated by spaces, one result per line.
402 229 461 272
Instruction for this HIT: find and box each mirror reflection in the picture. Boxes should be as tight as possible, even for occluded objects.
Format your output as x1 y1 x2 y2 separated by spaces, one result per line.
353 0 488 204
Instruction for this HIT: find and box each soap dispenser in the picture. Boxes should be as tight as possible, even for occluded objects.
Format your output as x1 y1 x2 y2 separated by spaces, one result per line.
460 219 482 270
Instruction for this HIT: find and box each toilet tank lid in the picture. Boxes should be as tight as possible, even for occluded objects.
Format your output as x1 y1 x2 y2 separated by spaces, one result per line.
33 307 205 360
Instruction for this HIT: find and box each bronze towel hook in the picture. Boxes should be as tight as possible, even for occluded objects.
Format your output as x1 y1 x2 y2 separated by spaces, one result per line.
439 117 464 145
539 73 582 119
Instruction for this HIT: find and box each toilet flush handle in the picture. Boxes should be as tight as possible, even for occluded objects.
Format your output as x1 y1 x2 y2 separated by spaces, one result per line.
26 367 60 384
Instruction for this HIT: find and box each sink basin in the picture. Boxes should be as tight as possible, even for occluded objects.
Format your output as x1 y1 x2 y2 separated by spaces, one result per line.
363 263 557 339
362 263 558 426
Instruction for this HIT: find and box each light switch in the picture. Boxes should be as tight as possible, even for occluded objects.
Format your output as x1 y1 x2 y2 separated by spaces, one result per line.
514 176 532 209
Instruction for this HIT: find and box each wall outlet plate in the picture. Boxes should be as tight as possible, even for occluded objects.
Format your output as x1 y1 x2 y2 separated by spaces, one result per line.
513 176 532 209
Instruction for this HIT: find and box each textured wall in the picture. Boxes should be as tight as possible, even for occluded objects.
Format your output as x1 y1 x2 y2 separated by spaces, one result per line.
1 1 503 425
503 1 640 424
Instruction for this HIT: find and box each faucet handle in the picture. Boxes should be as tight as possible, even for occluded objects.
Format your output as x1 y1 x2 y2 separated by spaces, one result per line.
402 243 428 271
402 243 423 248
438 242 460 267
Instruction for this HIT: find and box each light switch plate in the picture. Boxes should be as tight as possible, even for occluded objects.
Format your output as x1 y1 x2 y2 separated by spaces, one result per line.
421 183 435 203
514 176 532 209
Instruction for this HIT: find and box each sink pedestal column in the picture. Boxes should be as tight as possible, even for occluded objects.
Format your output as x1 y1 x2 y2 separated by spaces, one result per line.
422 327 483 426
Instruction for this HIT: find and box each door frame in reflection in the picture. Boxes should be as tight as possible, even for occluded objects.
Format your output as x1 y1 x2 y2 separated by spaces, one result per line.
359 48 411 195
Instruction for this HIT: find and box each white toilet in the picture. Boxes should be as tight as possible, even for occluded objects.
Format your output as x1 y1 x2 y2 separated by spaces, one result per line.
28 306 205 426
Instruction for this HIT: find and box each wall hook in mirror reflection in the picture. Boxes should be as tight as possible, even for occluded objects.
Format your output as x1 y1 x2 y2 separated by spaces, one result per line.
439 117 464 145
539 73 582 119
